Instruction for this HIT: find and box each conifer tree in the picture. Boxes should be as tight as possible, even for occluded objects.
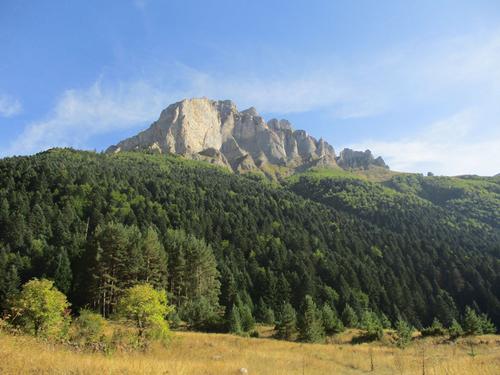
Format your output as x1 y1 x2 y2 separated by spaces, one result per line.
321 304 344 335
341 304 358 328
139 227 168 289
463 306 483 335
240 304 255 332
299 295 325 343
448 318 463 339
54 248 72 294
276 302 297 340
360 309 383 340
229 305 242 334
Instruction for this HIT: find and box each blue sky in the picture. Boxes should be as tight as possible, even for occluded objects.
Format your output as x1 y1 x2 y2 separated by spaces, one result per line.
1 0 500 175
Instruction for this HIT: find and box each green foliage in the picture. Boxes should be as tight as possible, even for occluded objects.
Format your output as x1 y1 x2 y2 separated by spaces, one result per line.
360 309 383 341
341 304 358 328
463 306 483 335
10 279 70 338
276 302 297 340
229 305 242 334
178 297 221 331
239 304 255 332
299 295 325 343
448 319 464 339
0 149 499 335
116 283 172 345
479 313 496 334
321 304 344 335
72 309 106 346
395 319 413 348
421 318 447 337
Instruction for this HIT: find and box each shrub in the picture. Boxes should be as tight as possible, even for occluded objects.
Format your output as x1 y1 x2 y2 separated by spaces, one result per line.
9 279 70 339
421 318 446 337
72 309 106 347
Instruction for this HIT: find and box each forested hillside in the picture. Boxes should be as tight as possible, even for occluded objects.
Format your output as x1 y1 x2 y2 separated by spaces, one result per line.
0 149 499 332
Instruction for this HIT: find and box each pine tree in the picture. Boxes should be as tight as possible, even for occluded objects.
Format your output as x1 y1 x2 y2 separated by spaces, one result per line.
422 318 446 337
321 304 344 335
276 302 297 340
240 304 255 332
139 227 168 289
299 295 325 343
229 305 242 334
463 306 483 335
360 309 383 340
395 319 413 348
54 248 72 294
341 304 358 328
448 319 463 339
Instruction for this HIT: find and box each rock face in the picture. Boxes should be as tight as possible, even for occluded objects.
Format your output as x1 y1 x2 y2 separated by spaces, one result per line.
107 98 339 176
107 98 389 176
336 148 388 170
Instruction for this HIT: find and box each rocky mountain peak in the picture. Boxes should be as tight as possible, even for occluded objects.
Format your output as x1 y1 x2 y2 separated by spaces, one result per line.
107 98 388 177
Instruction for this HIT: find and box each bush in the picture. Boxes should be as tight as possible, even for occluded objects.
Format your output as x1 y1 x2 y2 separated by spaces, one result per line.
9 279 70 339
421 318 447 337
178 297 221 331
72 309 106 348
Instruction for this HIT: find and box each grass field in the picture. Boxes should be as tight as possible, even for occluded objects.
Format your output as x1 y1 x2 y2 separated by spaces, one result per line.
1 328 499 374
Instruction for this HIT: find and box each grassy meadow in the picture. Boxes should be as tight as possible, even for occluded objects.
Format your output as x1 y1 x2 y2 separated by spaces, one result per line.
1 328 499 375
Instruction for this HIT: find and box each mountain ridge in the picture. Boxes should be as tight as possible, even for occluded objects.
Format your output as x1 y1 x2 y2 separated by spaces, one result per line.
106 98 388 177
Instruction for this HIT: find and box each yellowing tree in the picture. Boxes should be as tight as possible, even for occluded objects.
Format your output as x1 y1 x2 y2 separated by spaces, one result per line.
116 283 172 346
10 278 70 338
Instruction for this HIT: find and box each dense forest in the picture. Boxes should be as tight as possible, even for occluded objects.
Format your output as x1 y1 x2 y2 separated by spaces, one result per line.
0 149 499 335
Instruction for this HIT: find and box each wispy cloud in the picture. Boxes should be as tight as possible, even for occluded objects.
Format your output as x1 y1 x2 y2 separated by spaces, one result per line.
5 64 385 156
350 110 500 176
6 80 180 156
0 94 22 117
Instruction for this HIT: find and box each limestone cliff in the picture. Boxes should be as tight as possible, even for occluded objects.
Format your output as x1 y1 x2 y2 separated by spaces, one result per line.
107 98 339 176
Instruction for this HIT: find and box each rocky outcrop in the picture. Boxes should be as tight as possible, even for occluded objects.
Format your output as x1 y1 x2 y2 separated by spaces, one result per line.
107 98 338 175
336 148 388 170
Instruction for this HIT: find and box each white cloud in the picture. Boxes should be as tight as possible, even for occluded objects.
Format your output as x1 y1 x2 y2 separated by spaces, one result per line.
6 80 180 156
349 110 500 176
5 65 385 156
0 94 22 117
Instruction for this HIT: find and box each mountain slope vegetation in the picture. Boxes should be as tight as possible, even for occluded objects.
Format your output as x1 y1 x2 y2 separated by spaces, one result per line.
0 149 499 330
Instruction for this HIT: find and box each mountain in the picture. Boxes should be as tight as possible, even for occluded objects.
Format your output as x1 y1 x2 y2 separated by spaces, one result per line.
107 98 387 177
0 149 499 331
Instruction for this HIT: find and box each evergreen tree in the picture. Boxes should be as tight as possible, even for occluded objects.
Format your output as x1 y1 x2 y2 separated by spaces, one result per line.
360 309 383 341
139 227 168 289
299 295 325 343
479 313 496 334
276 302 297 340
229 305 242 334
421 318 446 337
240 304 255 332
321 304 344 335
463 306 483 335
395 319 413 348
341 304 358 328
448 319 463 339
54 248 72 294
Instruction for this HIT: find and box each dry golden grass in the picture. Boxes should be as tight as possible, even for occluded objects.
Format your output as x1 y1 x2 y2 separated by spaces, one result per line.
1 329 499 375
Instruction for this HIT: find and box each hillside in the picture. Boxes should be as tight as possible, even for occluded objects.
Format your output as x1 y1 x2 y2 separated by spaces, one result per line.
0 149 499 330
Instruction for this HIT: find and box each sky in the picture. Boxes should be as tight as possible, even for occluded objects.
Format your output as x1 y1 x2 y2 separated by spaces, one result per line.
1 0 500 176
